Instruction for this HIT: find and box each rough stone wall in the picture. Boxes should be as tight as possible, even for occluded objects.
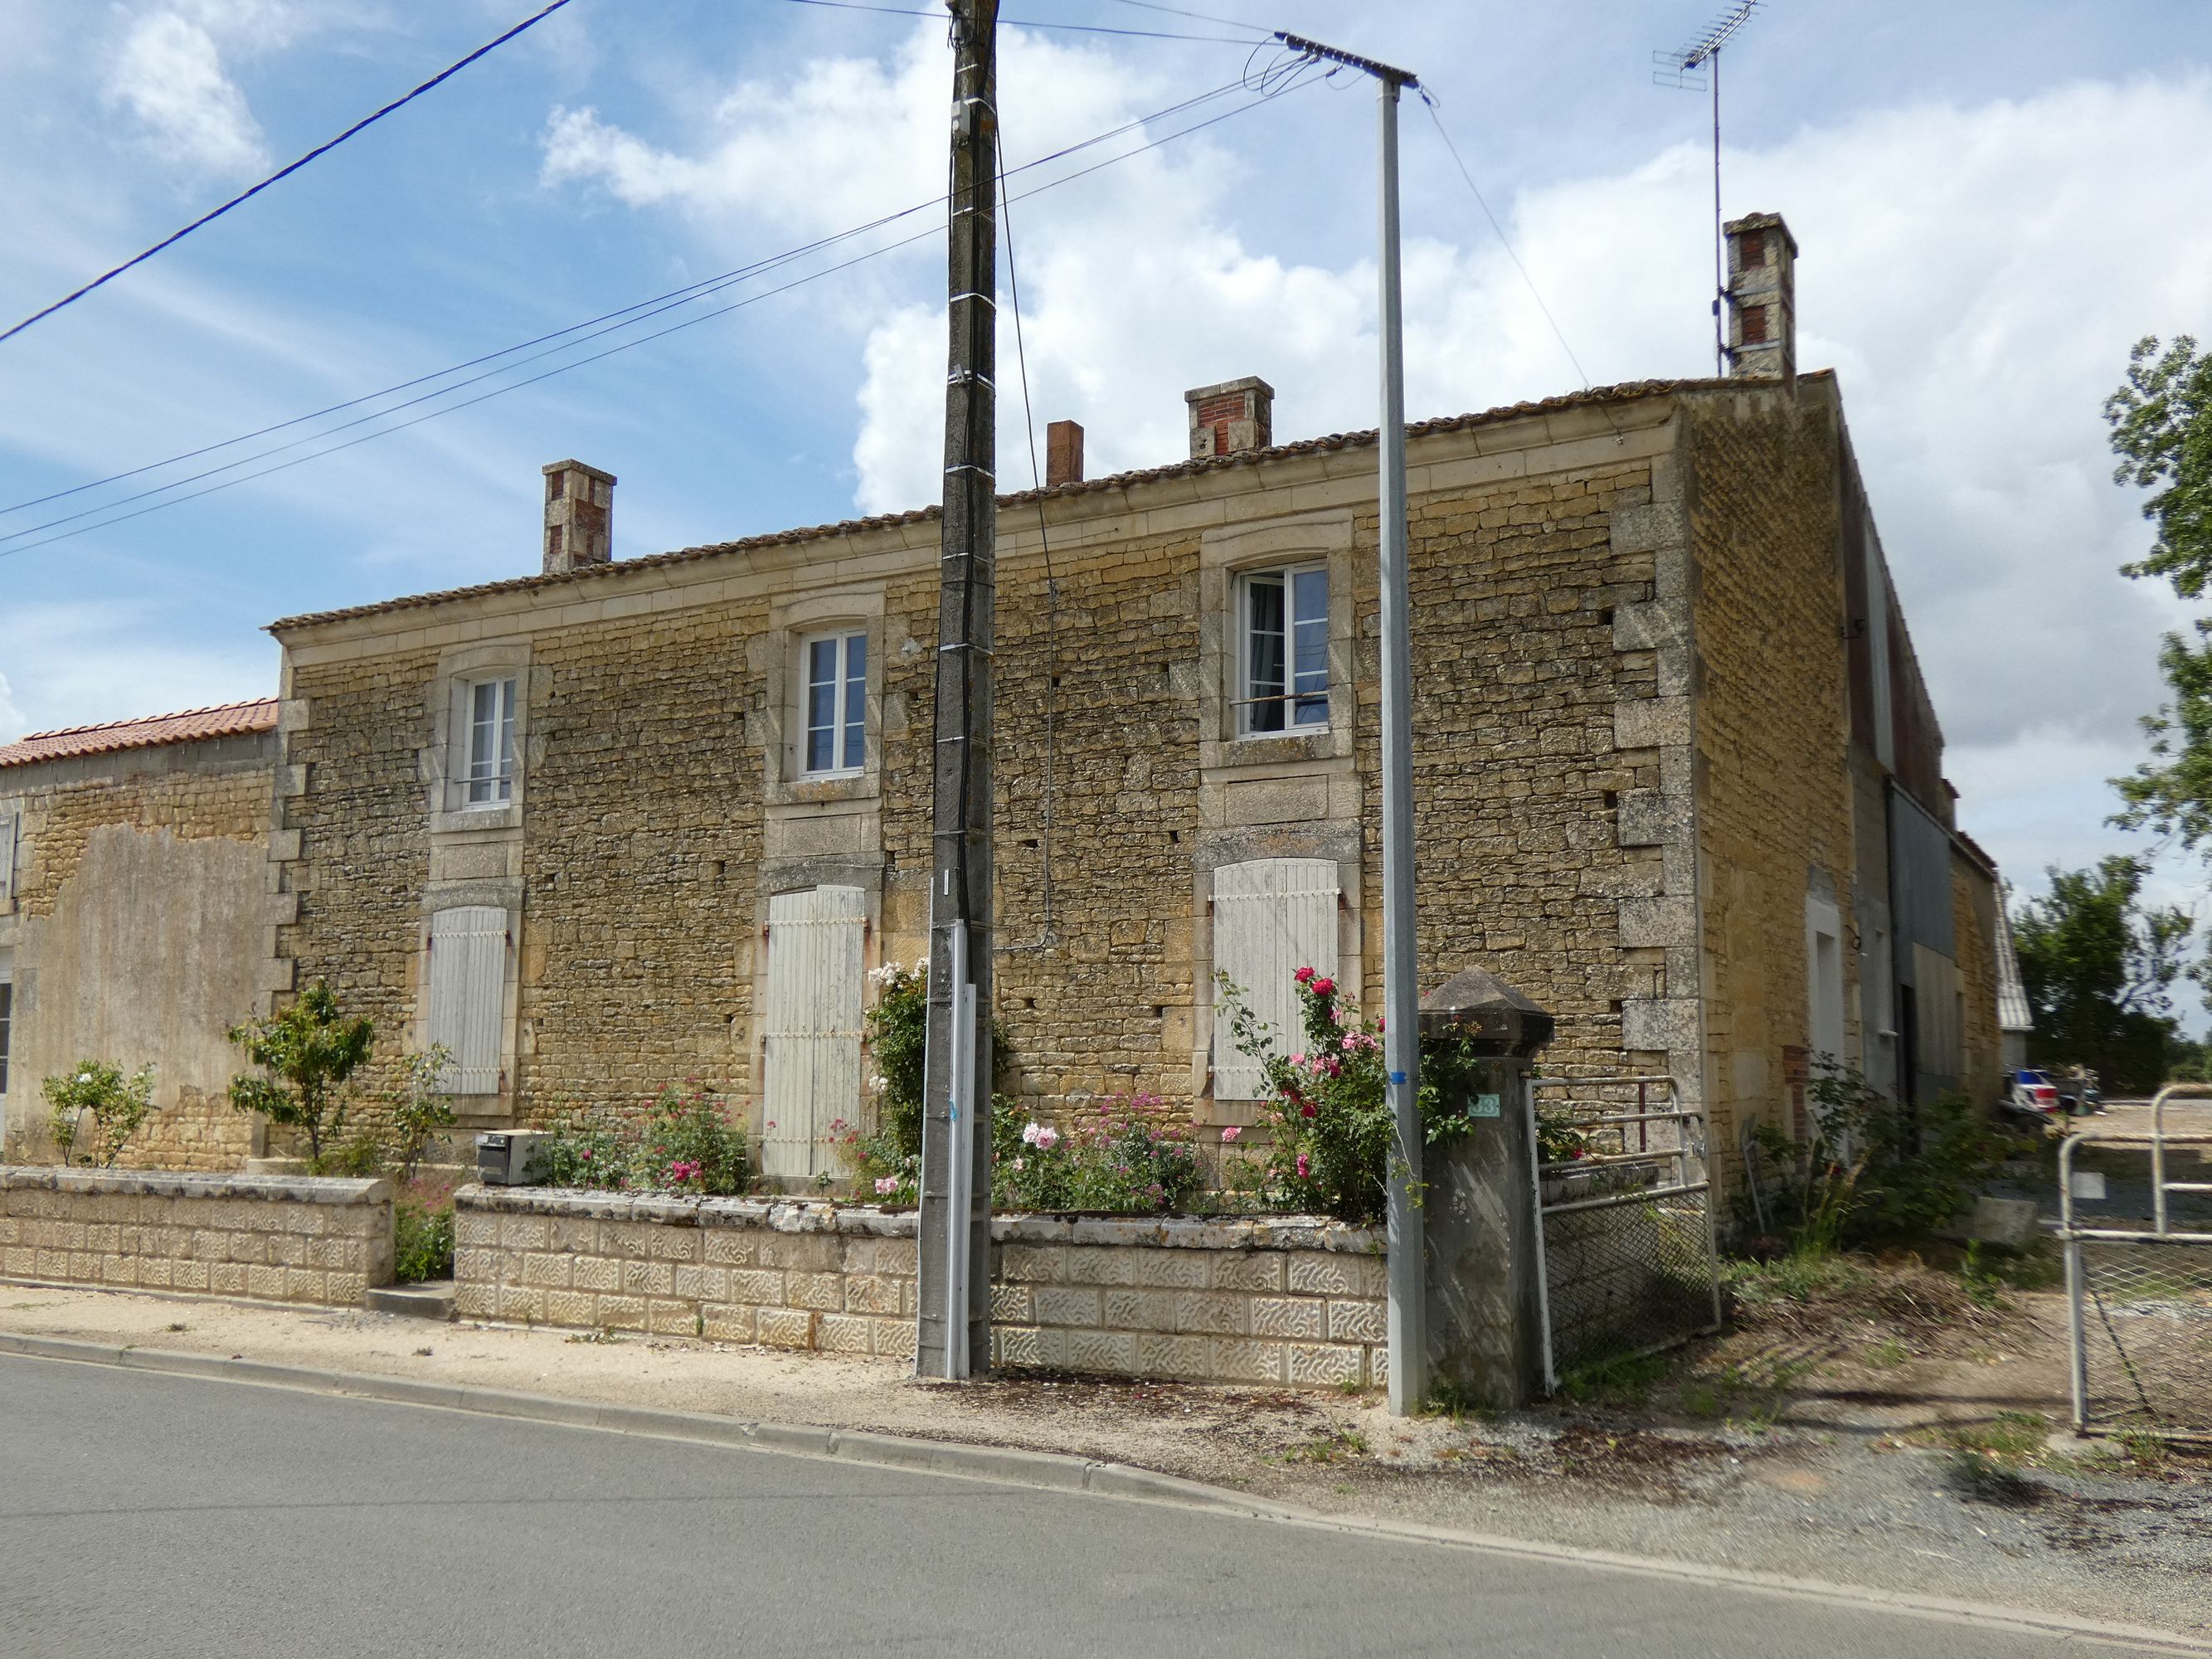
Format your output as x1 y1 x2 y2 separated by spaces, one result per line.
455 1186 1387 1386
1952 852 2002 1109
0 750 271 1170
1685 384 1856 1193
268 393 1923 1180
0 1165 391 1303
268 647 440 1144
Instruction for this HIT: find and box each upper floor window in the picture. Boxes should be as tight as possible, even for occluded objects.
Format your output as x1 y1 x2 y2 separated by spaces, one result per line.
464 677 518 806
1238 565 1329 736
803 631 867 776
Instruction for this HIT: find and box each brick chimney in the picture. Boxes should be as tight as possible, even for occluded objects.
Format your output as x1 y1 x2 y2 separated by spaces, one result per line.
1185 376 1274 459
1723 212 1796 382
542 460 615 575
1046 419 1085 488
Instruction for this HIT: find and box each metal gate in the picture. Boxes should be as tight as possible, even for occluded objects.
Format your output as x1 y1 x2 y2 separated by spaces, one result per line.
2062 1086 2212 1442
1525 1074 1723 1389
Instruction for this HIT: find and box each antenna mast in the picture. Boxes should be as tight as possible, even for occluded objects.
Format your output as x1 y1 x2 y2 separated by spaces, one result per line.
1654 2 1761 377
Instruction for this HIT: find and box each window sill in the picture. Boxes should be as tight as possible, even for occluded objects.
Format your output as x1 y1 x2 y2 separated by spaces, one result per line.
431 803 522 836
766 772 879 809
1204 727 1346 773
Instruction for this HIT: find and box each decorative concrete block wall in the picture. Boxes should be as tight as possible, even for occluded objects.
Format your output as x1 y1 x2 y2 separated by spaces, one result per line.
455 1188 1388 1388
0 1167 392 1306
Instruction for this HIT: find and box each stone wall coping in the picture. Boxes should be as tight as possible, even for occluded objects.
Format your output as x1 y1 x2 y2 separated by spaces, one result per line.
0 1165 391 1204
455 1186 1381 1253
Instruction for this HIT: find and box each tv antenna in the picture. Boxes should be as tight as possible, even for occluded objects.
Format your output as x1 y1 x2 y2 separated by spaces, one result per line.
1655 2 1762 376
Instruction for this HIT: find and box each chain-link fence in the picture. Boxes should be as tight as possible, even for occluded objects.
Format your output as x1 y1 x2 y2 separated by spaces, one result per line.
1527 1076 1722 1386
2062 1097 2212 1443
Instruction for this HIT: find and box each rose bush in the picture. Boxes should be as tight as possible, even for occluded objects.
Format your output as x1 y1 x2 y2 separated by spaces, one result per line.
1218 968 1492 1224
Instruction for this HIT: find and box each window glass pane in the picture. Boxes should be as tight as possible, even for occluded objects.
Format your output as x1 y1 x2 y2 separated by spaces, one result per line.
1245 576 1285 733
805 638 839 773
495 679 516 800
467 680 498 803
841 633 867 770
1291 567 1329 726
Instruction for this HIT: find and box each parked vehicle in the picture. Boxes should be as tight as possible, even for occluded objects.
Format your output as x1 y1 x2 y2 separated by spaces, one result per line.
2004 1068 2064 1121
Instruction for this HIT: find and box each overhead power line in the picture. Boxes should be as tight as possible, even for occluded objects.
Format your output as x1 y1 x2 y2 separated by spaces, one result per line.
0 71 1274 529
767 0 1259 43
0 66 1324 561
0 0 576 347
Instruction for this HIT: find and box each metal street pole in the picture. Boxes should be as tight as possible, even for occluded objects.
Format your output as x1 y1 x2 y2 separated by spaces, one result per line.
1277 32 1426 1414
916 0 998 1381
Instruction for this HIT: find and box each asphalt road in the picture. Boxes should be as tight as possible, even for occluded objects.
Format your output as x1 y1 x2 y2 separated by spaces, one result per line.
0 1355 2177 1658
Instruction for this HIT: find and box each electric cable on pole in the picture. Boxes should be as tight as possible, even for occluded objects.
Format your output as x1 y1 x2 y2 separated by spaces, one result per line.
916 0 999 1381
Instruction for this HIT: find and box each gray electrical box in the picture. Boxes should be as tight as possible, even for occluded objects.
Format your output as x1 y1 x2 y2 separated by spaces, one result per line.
476 1131 552 1186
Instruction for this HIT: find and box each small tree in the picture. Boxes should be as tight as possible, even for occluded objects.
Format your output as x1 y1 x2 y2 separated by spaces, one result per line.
388 1045 456 1185
227 981 374 1165
41 1061 157 1167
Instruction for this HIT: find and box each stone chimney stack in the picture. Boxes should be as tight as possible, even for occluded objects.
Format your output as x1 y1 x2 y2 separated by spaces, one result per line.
1046 419 1085 488
1723 212 1796 382
542 460 615 576
1185 376 1274 459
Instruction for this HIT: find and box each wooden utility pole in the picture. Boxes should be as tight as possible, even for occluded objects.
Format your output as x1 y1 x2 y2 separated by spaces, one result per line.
916 0 999 1381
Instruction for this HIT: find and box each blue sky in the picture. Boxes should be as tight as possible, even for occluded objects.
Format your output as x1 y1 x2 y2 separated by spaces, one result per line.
2 0 2210 942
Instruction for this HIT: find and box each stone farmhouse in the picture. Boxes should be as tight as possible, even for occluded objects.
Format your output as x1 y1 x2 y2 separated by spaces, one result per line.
0 212 2010 1199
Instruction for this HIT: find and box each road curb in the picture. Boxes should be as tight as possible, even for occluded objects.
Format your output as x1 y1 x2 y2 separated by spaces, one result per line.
0 1331 2200 1653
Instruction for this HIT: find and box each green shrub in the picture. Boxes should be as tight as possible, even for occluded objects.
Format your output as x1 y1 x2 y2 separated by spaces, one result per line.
1218 971 1491 1224
864 961 931 1160
227 981 373 1165
41 1060 157 1167
388 1045 456 1185
637 1084 749 1194
393 1202 455 1283
1736 1069 2004 1252
990 1097 1208 1214
537 1087 748 1195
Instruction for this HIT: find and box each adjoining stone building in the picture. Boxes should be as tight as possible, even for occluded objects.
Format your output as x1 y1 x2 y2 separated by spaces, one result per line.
235 210 2001 1198
0 700 278 1169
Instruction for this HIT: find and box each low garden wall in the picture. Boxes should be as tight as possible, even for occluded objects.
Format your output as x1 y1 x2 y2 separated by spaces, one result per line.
456 1187 1389 1388
0 1166 393 1306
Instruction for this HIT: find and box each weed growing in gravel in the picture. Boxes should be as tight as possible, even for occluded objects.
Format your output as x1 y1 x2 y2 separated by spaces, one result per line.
1559 1350 1675 1408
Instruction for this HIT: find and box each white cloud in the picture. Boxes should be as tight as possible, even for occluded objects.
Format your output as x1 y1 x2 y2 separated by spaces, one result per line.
105 9 270 176
0 600 273 737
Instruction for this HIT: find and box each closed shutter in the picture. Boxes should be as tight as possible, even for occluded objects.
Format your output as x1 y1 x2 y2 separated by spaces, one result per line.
762 885 866 1180
429 906 508 1095
0 812 16 907
1211 859 1339 1100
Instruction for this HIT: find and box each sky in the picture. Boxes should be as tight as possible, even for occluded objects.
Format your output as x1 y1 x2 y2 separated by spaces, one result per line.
2 0 2210 966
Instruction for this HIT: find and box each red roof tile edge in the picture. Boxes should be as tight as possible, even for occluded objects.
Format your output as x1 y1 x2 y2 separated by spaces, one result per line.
0 698 280 771
272 375 1823 635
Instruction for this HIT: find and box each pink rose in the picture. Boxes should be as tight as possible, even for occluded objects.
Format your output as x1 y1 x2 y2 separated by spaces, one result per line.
1294 966 1315 985
1296 1153 1310 1179
1311 976 1335 997
1221 1126 1242 1143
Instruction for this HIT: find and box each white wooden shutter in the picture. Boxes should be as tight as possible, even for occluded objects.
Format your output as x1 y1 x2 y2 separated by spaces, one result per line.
762 885 866 1180
429 905 508 1095
0 812 17 907
1211 859 1339 1100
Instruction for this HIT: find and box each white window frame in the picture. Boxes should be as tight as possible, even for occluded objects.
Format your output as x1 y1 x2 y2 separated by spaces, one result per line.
1236 563 1330 737
0 809 17 907
1805 893 1847 1077
460 676 518 808
798 629 868 779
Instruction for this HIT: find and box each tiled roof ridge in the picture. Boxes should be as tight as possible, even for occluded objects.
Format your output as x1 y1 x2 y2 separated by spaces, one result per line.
0 697 279 771
271 373 1830 633
8 696 277 747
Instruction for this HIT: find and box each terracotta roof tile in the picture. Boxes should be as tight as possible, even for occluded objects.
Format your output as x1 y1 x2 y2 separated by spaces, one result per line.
269 376 1780 634
0 698 279 771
